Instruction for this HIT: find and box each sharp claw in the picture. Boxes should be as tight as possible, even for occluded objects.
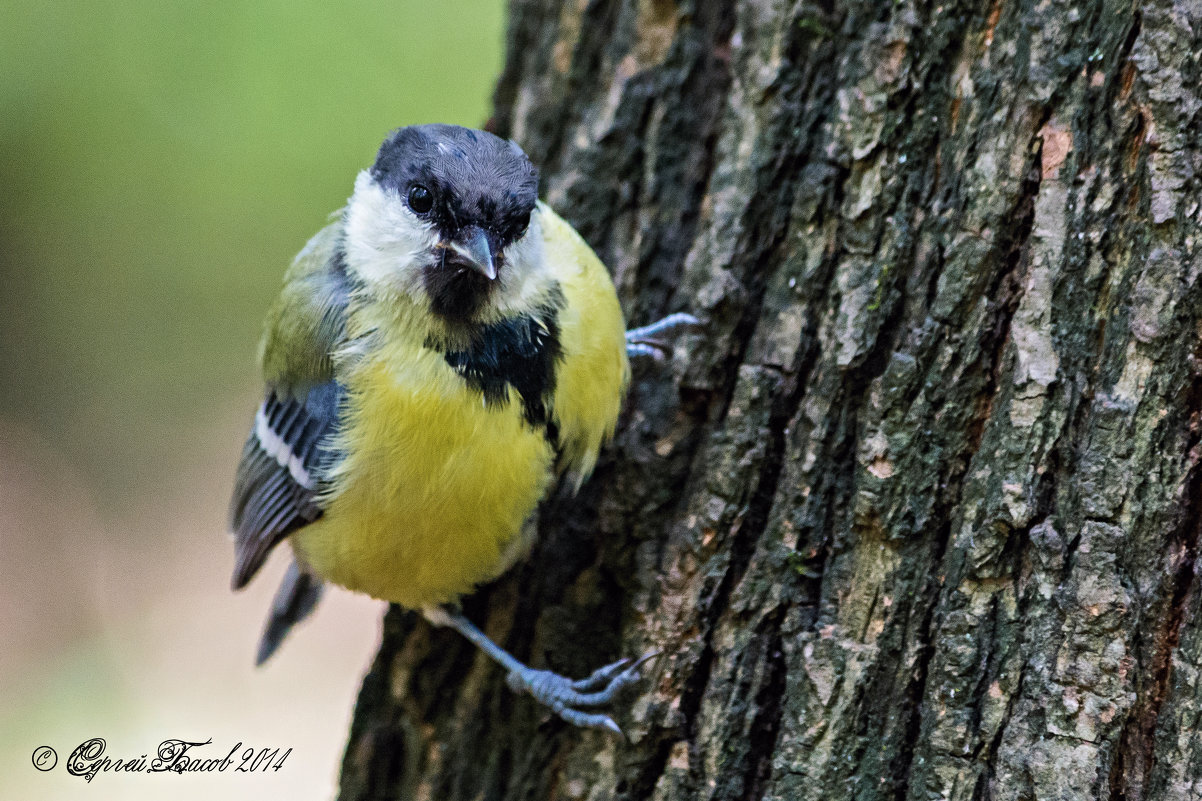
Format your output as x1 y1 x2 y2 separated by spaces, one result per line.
628 338 671 350
436 608 642 737
627 341 670 360
601 717 624 738
572 654 649 687
571 656 636 691
631 650 661 671
555 709 625 734
616 651 658 682
507 652 653 736
624 313 702 341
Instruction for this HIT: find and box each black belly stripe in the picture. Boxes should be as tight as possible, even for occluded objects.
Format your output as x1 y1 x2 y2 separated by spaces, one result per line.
438 291 565 443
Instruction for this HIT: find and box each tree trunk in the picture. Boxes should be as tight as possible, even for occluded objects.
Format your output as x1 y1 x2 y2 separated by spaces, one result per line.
336 1 1202 799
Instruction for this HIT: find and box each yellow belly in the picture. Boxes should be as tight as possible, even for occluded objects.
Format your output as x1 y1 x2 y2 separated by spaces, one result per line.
291 347 554 608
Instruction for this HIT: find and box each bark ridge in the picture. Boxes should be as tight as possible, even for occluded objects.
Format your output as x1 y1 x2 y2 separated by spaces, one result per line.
339 1 1202 799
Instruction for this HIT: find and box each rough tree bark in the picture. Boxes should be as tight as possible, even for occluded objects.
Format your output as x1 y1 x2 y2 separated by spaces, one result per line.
336 0 1202 799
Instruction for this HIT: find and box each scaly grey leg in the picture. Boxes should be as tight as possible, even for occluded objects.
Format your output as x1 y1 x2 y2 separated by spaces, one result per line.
423 606 653 735
625 312 701 359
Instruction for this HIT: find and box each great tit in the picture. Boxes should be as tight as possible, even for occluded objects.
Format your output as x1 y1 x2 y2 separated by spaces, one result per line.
230 123 695 733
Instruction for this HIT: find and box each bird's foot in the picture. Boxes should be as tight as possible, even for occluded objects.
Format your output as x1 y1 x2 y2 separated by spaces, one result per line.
505 652 659 735
626 313 701 360
423 606 657 736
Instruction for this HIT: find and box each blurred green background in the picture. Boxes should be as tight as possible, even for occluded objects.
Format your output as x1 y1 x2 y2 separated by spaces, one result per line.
0 1 503 798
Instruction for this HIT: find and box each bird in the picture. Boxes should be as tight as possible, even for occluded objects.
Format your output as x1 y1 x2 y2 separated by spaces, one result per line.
229 123 697 733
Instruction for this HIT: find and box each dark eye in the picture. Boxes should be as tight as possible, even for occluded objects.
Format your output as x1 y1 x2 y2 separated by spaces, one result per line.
512 212 531 239
407 184 433 214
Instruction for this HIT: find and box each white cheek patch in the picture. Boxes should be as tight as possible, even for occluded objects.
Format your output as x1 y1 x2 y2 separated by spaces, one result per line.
344 171 439 293
344 173 556 323
491 212 551 318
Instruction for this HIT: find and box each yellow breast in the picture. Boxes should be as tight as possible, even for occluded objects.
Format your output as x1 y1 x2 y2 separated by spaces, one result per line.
291 342 554 608
290 203 627 610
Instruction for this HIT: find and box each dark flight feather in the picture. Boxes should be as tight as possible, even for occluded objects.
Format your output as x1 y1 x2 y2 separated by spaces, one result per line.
230 381 342 589
230 222 350 592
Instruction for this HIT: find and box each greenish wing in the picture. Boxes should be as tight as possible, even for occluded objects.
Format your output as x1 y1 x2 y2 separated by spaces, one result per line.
259 219 350 393
230 219 349 590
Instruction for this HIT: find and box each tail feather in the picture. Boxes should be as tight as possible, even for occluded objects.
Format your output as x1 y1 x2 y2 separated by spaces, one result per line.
256 560 324 665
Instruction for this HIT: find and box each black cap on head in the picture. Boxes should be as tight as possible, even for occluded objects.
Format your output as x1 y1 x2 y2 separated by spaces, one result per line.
370 124 539 246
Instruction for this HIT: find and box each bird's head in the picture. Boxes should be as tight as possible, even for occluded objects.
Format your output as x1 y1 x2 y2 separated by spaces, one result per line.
343 124 544 323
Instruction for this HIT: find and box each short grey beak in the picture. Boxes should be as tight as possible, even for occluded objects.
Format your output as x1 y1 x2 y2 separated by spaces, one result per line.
449 226 497 280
